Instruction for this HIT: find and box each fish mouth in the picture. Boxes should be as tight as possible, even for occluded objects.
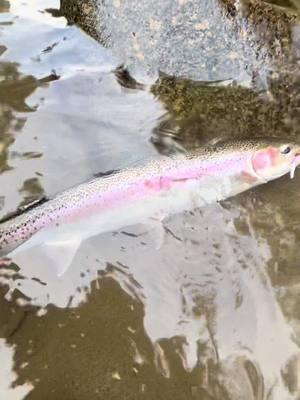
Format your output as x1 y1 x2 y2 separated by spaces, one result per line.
290 150 300 179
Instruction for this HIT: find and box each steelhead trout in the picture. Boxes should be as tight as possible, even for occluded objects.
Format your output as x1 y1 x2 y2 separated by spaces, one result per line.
1 138 300 274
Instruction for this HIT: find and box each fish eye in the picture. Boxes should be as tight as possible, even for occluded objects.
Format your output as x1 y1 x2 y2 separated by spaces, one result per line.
280 145 291 154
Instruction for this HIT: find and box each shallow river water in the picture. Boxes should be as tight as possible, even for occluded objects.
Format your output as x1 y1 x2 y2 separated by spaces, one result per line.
1 1 300 399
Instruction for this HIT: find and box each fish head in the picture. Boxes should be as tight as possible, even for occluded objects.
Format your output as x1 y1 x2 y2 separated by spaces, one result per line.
251 141 300 181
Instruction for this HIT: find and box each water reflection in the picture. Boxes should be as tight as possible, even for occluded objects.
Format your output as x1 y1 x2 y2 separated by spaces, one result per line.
0 338 33 399
2 196 300 398
0 0 9 13
0 63 59 112
0 0 163 219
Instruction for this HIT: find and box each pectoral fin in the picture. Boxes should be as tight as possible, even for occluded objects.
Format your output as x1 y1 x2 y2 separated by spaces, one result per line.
41 238 82 277
146 217 166 250
9 238 81 277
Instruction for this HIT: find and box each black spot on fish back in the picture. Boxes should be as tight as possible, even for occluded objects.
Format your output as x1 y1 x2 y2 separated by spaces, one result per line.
0 196 48 224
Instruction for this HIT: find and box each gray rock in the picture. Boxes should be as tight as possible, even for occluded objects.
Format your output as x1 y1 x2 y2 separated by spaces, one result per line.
61 0 299 84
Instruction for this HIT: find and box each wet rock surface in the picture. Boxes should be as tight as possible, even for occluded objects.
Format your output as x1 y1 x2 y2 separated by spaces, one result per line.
61 0 299 82
61 0 300 148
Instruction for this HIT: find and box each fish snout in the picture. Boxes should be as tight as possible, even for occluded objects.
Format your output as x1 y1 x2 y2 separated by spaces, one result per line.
289 148 300 179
